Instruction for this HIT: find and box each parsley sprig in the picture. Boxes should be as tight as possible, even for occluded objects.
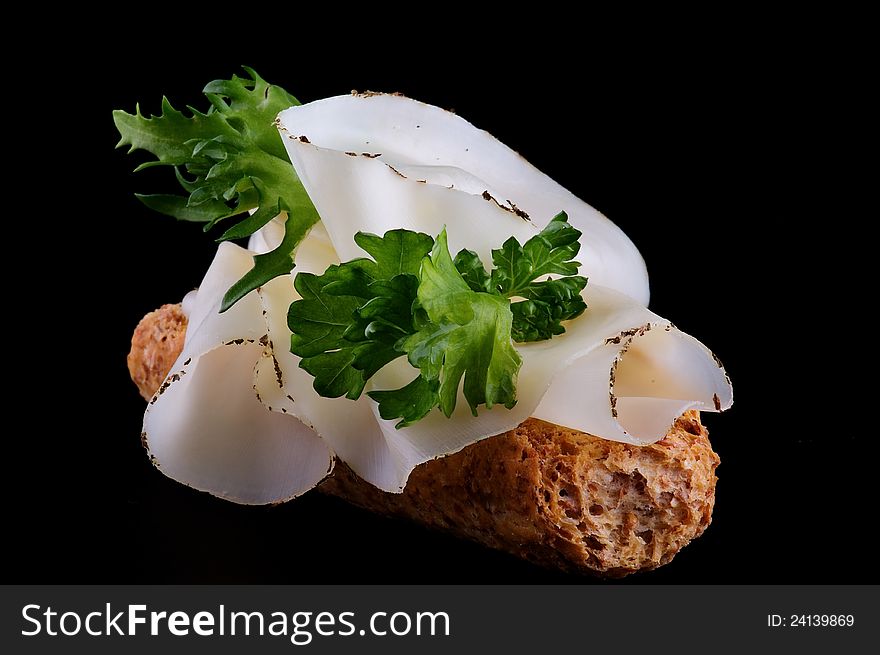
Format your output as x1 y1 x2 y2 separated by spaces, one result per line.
289 213 588 427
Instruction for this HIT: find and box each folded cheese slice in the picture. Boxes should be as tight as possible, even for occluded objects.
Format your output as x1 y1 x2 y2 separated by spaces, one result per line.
141 240 334 504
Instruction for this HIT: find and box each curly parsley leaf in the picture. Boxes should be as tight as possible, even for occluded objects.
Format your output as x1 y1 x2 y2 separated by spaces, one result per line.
489 212 583 295
113 67 318 312
452 249 493 293
368 376 441 427
290 216 587 428
509 276 588 342
288 230 434 400
399 229 522 418
459 211 588 341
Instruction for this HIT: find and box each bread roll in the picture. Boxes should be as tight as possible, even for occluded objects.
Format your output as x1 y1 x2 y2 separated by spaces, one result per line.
129 304 719 576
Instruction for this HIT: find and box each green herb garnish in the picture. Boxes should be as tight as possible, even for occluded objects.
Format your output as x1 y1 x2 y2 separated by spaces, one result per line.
113 67 317 311
289 213 588 427
288 229 433 401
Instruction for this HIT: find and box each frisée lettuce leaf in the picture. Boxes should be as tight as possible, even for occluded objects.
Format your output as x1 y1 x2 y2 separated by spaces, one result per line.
113 67 319 311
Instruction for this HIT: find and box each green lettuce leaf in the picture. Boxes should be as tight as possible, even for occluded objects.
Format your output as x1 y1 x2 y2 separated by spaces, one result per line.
113 67 318 311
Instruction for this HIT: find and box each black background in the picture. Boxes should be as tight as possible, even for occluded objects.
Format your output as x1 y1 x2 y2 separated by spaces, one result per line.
13 21 863 584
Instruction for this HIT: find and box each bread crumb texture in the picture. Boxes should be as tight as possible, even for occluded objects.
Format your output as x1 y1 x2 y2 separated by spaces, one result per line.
127 303 187 401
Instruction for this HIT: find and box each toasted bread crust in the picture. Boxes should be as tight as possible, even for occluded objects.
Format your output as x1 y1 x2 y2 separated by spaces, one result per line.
129 303 719 576
323 413 717 576
127 304 188 401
